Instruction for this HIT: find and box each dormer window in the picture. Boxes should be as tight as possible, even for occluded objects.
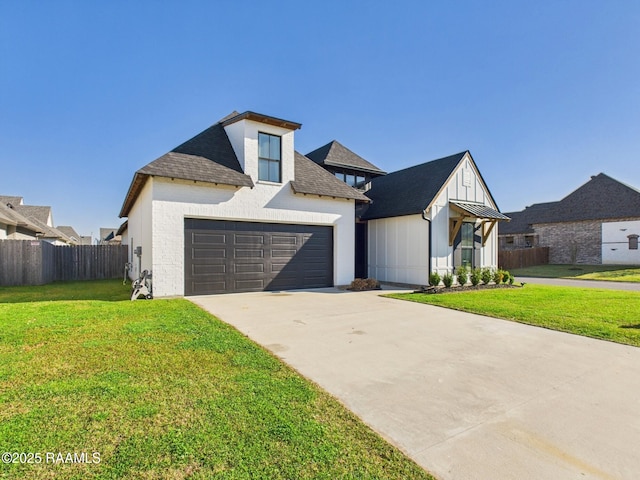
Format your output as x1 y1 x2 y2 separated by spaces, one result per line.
258 132 281 183
334 170 367 189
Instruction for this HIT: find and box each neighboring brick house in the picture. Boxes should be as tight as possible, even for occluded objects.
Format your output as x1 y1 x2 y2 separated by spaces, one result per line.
499 173 640 265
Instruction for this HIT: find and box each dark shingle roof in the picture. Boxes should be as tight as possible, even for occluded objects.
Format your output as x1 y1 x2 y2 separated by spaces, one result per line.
120 122 253 217
534 173 640 223
499 202 558 235
500 174 640 233
291 152 370 202
361 151 467 220
306 141 386 175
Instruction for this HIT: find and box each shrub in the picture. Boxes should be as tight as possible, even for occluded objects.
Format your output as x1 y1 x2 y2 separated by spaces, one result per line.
492 269 504 285
456 266 469 286
365 278 380 289
501 270 510 284
429 272 441 287
481 267 492 285
442 273 454 288
350 278 380 290
508 273 515 285
470 268 482 286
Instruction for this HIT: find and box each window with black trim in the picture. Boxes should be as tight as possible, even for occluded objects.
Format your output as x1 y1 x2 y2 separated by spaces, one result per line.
258 132 281 182
629 234 639 250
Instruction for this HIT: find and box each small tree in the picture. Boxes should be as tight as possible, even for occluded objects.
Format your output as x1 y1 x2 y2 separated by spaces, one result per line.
442 273 454 288
456 266 469 286
481 267 492 285
470 268 482 286
429 272 441 287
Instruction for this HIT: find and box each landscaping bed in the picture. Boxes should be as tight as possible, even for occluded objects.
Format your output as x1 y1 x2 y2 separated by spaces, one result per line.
414 283 521 294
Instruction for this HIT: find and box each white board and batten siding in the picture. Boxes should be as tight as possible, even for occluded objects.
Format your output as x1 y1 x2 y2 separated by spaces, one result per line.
368 215 429 285
602 220 640 265
368 152 499 286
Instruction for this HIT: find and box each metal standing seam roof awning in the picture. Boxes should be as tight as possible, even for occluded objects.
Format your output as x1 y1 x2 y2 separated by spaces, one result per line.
449 201 511 246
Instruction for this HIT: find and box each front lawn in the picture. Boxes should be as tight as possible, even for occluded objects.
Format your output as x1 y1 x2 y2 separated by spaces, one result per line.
511 264 640 283
0 280 432 479
388 284 640 347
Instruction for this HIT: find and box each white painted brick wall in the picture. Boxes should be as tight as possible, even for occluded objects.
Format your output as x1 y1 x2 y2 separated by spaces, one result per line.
149 177 354 297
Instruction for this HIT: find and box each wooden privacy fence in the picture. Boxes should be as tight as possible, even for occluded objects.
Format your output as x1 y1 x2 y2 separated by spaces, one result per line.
499 247 549 270
0 240 128 286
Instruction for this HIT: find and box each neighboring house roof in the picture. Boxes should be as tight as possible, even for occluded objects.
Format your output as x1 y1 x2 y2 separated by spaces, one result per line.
0 203 44 234
499 202 559 235
306 140 386 175
501 173 640 232
120 121 254 217
13 205 52 225
290 152 371 202
26 216 72 242
57 226 81 244
361 151 467 220
0 205 17 226
80 236 93 245
0 196 24 206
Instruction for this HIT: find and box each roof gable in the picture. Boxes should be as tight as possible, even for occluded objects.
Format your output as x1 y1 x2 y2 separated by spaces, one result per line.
291 152 370 202
306 141 385 175
0 196 24 207
361 151 467 220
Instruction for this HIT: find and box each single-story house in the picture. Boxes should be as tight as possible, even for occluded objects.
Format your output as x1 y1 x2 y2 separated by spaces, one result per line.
499 173 640 265
119 111 509 296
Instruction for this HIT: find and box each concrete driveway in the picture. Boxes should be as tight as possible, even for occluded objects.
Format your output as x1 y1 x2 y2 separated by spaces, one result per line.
191 288 640 480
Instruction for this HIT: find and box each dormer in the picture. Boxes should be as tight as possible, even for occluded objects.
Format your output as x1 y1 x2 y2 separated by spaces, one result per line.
222 111 302 185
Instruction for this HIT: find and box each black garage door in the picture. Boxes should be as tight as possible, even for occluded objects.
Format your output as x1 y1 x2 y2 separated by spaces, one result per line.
185 219 333 295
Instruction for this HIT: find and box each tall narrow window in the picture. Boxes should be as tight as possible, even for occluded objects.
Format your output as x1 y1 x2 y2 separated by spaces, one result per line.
629 234 639 250
258 133 281 182
461 223 474 268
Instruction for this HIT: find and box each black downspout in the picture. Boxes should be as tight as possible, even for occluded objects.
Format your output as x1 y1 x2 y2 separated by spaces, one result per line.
422 211 432 277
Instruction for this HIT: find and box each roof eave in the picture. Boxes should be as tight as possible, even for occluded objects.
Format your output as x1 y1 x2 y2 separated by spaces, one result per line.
221 111 302 131
323 159 387 175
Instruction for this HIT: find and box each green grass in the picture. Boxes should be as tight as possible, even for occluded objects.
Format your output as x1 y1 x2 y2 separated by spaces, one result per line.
388 284 640 347
511 264 640 283
0 280 432 480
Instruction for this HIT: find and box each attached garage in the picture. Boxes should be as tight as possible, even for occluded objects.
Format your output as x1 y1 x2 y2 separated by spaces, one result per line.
185 218 334 295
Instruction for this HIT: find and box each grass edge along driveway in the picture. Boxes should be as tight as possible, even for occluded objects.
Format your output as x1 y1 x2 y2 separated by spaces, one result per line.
0 280 433 480
388 284 640 348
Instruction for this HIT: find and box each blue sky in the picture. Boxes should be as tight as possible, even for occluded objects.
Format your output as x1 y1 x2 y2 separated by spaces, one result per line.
1 1 639 238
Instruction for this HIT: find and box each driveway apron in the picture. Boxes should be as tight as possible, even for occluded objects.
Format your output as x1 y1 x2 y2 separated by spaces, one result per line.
190 288 640 480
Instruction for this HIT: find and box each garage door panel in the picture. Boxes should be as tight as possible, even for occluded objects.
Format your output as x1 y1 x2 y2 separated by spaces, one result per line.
185 219 333 295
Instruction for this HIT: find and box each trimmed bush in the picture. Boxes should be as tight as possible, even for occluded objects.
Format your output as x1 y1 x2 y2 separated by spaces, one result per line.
508 273 515 285
492 269 504 285
429 272 441 287
501 270 510 284
365 278 380 289
470 268 482 286
456 267 469 286
481 268 492 285
442 273 454 288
